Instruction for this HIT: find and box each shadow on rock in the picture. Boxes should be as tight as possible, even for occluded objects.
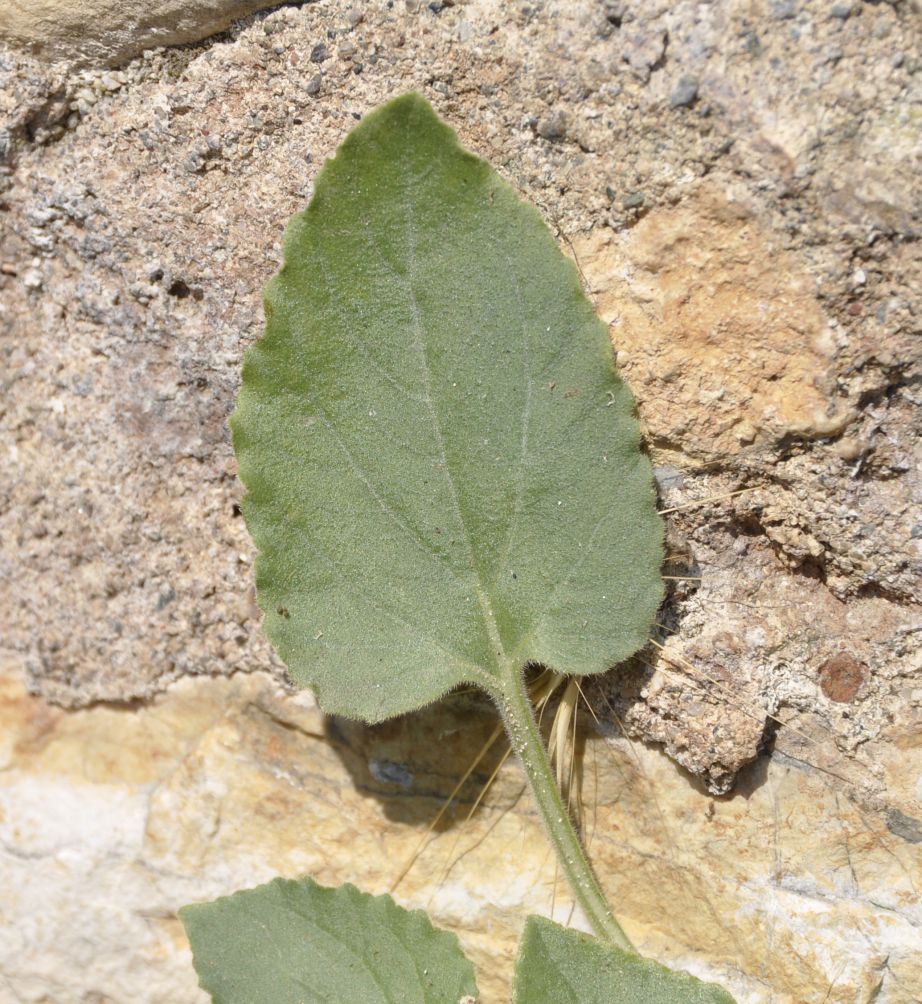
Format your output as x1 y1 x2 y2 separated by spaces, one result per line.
324 688 514 829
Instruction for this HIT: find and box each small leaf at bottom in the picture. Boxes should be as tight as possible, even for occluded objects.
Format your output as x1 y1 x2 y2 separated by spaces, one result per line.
512 915 735 1004
180 877 478 1004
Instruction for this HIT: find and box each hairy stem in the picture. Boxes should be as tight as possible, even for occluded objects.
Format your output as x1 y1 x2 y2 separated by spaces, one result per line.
494 667 634 952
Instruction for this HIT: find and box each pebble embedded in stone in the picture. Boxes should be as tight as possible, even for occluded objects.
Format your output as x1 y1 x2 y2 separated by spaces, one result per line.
818 653 868 703
769 0 797 19
670 75 699 108
536 109 568 141
830 2 855 20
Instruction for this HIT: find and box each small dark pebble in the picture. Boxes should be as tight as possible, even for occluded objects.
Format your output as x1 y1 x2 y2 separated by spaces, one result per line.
886 808 922 844
669 75 699 108
604 1 625 27
653 466 684 492
743 32 763 56
769 0 797 19
537 109 568 141
830 2 854 19
306 73 322 95
310 43 328 63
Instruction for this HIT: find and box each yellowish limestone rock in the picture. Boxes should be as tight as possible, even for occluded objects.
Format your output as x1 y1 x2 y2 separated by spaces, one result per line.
577 187 840 461
2 658 919 1002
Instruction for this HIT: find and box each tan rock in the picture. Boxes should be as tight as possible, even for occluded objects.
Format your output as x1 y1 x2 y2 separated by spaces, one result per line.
2 661 920 1002
578 187 837 463
0 1 281 67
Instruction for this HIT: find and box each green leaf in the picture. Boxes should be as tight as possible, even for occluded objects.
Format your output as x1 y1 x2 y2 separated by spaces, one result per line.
180 877 478 1004
231 91 663 721
512 916 737 1004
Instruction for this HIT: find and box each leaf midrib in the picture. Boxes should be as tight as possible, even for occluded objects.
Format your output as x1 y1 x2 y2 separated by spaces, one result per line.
399 171 604 681
399 170 511 685
305 207 501 686
275 893 416 1004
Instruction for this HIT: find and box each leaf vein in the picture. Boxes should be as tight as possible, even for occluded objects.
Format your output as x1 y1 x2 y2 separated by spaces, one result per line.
490 243 533 594
274 519 489 683
308 246 429 406
509 508 611 662
399 174 509 675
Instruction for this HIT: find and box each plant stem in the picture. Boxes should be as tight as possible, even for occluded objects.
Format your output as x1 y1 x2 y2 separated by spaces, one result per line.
494 666 635 953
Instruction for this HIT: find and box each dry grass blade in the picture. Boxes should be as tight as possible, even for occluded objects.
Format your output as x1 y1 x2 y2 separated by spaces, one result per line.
657 486 758 515
389 720 505 893
392 671 566 893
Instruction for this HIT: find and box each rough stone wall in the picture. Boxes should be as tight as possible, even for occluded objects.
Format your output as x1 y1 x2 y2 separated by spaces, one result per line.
0 1 920 1002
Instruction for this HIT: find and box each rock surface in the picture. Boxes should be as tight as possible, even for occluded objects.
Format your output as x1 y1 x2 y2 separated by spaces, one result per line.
0 1 281 67
1 661 920 1004
0 0 920 1001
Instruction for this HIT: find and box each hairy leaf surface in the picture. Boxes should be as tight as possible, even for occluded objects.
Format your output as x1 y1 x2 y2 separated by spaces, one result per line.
512 916 737 1004
180 877 478 1004
232 92 663 720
